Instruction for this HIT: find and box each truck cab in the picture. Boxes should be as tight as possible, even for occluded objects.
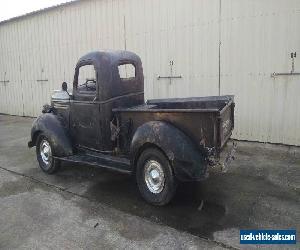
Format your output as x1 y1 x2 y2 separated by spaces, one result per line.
29 50 236 206
52 51 144 151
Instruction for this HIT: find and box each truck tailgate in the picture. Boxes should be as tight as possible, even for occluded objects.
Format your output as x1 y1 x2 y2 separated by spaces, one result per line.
218 101 235 149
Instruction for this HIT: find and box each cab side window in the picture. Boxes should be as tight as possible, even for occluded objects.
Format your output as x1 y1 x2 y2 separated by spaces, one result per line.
77 64 97 93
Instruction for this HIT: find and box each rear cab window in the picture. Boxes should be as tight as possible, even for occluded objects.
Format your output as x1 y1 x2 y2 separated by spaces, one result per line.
118 63 136 81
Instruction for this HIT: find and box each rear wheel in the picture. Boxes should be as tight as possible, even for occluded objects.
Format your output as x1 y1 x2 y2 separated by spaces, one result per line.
136 148 177 206
36 134 60 174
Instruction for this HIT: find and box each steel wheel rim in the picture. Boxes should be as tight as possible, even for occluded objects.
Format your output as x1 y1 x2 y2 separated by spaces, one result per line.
40 139 52 167
144 160 165 194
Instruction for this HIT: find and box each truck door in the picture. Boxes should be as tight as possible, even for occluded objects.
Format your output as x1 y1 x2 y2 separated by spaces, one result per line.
70 63 101 150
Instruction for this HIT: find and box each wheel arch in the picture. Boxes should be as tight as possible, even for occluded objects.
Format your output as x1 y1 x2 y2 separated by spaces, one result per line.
31 130 42 147
130 121 208 181
29 113 73 157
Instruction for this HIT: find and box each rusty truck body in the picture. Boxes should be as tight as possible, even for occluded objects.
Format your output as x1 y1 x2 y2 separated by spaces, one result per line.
28 50 235 205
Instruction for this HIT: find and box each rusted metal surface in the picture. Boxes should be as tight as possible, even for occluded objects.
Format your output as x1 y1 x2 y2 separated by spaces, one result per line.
221 141 237 173
29 50 235 182
114 96 234 153
28 113 73 157
128 120 208 181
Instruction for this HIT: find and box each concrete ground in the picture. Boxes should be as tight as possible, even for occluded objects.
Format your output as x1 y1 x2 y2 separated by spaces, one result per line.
0 114 299 249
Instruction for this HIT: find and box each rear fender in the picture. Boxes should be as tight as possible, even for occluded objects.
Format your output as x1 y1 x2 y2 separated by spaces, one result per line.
130 121 207 181
29 113 73 157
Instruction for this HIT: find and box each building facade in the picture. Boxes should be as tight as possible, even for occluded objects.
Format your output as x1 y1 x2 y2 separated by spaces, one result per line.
0 0 299 145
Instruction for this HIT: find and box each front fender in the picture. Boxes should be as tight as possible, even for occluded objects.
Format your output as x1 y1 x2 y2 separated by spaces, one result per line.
28 113 73 157
130 121 208 181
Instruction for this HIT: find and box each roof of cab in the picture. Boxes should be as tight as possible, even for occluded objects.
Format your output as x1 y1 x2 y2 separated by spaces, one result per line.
76 50 141 68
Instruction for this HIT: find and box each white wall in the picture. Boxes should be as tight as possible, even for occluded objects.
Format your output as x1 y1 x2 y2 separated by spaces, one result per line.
0 0 299 145
220 0 300 145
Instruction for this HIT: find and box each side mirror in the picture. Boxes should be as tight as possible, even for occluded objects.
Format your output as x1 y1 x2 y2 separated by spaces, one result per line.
62 82 68 92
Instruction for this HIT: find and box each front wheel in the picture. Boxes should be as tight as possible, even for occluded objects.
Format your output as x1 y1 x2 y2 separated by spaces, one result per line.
136 148 177 206
36 134 60 174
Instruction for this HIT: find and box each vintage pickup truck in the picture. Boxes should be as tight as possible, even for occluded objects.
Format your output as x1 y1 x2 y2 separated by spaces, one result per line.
28 50 235 205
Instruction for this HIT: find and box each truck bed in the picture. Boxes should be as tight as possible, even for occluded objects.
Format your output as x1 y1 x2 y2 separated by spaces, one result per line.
113 95 234 153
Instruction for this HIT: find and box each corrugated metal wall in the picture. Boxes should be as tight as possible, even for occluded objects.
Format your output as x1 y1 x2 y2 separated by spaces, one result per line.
221 0 300 145
0 0 299 145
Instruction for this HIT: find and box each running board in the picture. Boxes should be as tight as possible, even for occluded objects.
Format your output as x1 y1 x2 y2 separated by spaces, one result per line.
54 153 132 174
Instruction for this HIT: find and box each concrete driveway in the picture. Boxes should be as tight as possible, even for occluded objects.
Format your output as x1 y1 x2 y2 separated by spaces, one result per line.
0 114 299 249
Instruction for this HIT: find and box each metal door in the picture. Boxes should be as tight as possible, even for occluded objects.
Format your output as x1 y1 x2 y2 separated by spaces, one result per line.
220 0 300 145
70 63 101 150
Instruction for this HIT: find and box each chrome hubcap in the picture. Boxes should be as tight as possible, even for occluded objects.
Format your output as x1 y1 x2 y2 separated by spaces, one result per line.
144 160 165 194
40 139 52 166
